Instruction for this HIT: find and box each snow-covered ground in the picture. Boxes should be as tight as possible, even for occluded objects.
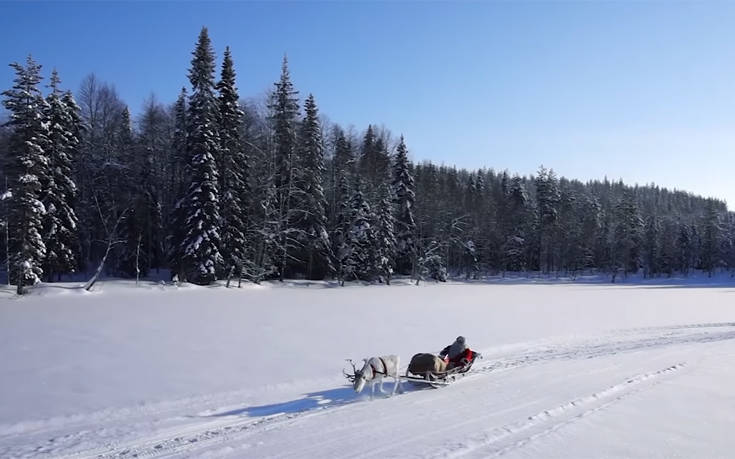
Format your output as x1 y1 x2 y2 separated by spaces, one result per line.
1 277 734 458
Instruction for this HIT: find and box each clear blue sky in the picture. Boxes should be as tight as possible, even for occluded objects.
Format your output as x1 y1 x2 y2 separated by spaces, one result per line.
1 1 734 208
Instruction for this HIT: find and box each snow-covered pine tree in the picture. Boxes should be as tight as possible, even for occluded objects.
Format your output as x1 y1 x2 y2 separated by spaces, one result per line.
642 214 660 278
658 217 677 276
392 136 416 275
180 27 223 284
268 55 300 280
535 166 561 273
216 46 249 283
333 128 354 179
333 174 353 285
343 181 377 282
171 88 188 194
111 105 139 275
168 88 188 281
371 136 391 197
676 222 694 275
294 94 332 279
41 70 80 281
500 175 529 272
373 183 396 284
723 214 735 275
700 199 721 277
2 56 50 294
579 195 601 269
358 125 376 190
611 192 643 280
557 182 582 275
118 99 166 278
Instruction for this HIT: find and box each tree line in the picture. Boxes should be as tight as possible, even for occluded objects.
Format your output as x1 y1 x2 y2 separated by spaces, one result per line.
1 27 733 294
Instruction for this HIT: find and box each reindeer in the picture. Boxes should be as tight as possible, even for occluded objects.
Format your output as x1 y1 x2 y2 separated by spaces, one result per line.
344 355 402 399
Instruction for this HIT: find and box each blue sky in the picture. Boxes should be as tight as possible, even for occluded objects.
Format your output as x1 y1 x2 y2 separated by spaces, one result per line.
1 1 734 208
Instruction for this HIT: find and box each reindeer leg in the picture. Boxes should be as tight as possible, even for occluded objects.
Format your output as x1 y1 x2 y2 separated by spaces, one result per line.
392 375 401 396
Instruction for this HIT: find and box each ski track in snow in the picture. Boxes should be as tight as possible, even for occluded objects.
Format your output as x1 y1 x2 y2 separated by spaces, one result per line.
2 321 734 459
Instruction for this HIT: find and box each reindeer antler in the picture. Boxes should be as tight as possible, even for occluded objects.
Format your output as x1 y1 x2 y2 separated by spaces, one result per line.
343 359 358 382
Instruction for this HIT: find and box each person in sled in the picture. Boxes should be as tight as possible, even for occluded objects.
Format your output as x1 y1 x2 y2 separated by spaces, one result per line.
439 336 474 369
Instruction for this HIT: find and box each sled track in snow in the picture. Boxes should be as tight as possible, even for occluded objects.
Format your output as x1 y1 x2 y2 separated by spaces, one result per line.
471 324 735 376
6 322 735 459
436 363 686 458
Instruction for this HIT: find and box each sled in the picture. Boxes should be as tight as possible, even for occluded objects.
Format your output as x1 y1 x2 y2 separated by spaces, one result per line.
402 351 481 388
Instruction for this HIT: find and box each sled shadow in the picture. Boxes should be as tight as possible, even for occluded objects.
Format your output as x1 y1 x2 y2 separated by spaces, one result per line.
206 386 364 418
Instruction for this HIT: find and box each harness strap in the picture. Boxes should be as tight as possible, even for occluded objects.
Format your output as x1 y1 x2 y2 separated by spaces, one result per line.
372 357 389 376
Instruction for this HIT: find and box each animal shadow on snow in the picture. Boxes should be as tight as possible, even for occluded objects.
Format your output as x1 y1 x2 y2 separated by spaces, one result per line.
205 384 411 419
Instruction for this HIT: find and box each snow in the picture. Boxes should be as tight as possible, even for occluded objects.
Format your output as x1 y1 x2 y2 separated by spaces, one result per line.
0 277 734 458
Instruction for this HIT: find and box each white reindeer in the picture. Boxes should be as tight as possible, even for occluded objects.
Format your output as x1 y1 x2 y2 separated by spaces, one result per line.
345 355 402 399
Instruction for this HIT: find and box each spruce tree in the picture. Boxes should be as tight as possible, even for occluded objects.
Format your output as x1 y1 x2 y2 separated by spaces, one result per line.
676 222 694 274
343 182 377 282
118 100 165 279
501 176 530 272
168 88 188 280
294 94 332 279
535 166 561 273
701 200 721 277
216 46 249 281
41 70 80 281
359 125 376 188
374 183 396 284
392 136 416 275
612 192 643 279
268 55 300 280
329 127 353 229
180 27 223 284
642 215 660 278
2 56 50 293
333 174 353 284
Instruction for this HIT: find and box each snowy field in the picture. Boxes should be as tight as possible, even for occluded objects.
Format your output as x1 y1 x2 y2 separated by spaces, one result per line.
1 277 734 458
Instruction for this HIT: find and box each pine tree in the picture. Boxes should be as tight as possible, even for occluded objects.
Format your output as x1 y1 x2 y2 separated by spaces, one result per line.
333 174 353 284
168 88 188 280
642 215 660 278
216 46 249 282
112 105 139 276
333 128 354 178
701 199 721 277
535 166 561 273
676 222 694 275
611 192 643 279
268 55 300 280
359 125 376 188
180 27 223 284
294 94 332 279
41 70 80 281
392 136 416 275
658 217 677 276
374 183 396 284
501 175 529 272
342 182 377 282
118 99 166 279
2 56 50 293
579 195 601 269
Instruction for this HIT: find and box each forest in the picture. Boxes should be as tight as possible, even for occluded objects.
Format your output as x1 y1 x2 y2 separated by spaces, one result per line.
1 27 733 294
